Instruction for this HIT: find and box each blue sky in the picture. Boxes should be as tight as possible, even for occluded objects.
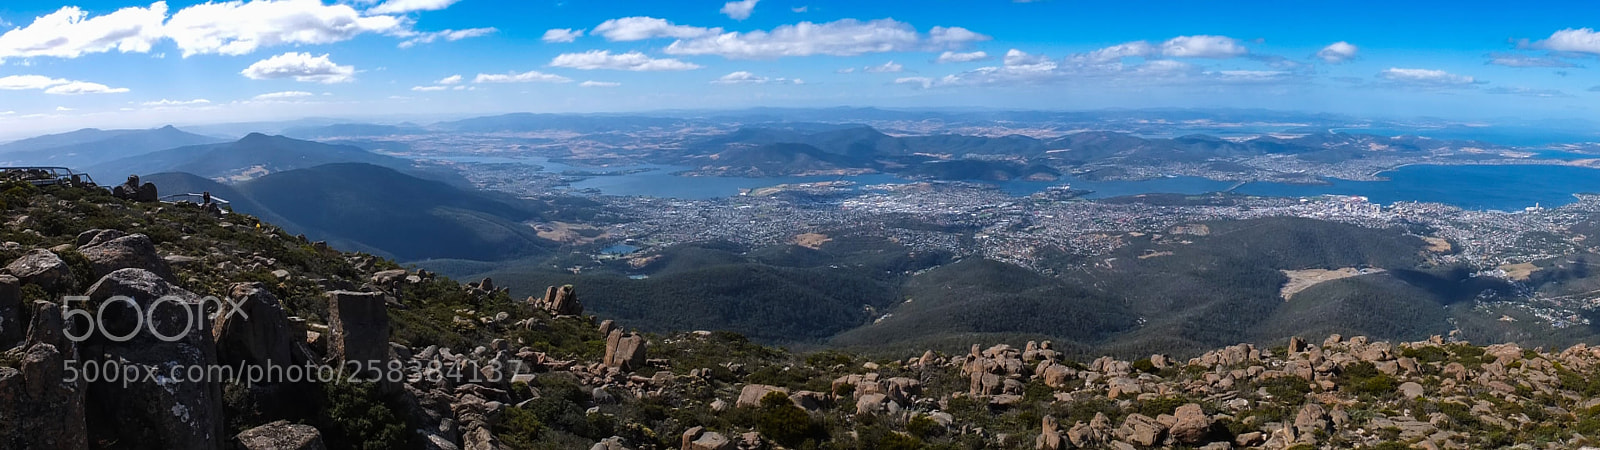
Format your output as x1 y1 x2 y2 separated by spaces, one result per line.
1 0 1598 134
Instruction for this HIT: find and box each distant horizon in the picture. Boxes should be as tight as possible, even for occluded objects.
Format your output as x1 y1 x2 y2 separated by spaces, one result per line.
7 104 1600 143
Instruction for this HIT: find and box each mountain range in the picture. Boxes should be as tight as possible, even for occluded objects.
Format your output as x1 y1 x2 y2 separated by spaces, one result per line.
145 163 562 262
0 125 225 169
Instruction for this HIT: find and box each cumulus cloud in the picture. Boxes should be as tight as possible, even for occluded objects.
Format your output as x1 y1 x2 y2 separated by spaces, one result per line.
398 27 496 48
240 52 355 83
1486 52 1579 68
936 51 989 63
549 50 701 71
0 2 168 62
663 18 987 59
437 74 463 84
0 75 71 90
474 70 572 83
251 90 315 100
593 17 720 41
580 80 621 87
165 0 405 56
368 0 462 14
1524 28 1600 55
721 0 759 20
711 71 801 84
1316 41 1357 63
542 28 583 43
864 61 903 73
46 82 129 95
1377 68 1478 87
0 75 129 94
410 85 447 91
1158 35 1246 58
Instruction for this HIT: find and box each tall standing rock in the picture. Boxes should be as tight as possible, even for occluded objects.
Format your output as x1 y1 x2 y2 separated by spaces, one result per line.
531 285 582 316
326 291 391 379
0 301 88 450
0 275 22 349
82 268 224 450
603 329 647 371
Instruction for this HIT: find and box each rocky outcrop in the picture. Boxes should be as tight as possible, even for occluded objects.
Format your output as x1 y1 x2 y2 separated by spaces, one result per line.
603 329 646 371
235 421 327 450
77 233 175 281
5 249 73 291
736 384 787 408
110 175 158 202
1169 403 1212 444
1036 416 1063 450
81 268 225 450
681 426 733 450
326 291 391 378
530 284 582 316
0 301 88 450
214 282 309 367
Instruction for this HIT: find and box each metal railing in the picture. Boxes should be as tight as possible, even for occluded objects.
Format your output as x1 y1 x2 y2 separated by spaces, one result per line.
0 166 97 187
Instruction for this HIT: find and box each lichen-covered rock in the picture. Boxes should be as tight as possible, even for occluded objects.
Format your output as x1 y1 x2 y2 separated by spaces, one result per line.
235 420 327 450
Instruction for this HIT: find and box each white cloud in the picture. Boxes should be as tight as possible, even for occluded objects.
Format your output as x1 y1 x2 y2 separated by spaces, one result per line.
936 50 988 63
56 106 74 111
864 61 903 73
1208 70 1292 83
0 75 128 94
721 0 759 20
0 3 168 62
663 18 986 59
240 52 355 83
549 50 701 71
368 0 461 15
1316 41 1357 63
542 28 583 43
711 71 800 84
1378 68 1478 87
411 85 448 91
928 26 989 46
45 81 130 94
1081 41 1154 63
141 98 211 106
398 27 496 48
835 67 856 73
1159 35 1246 58
0 75 70 90
474 70 572 83
580 80 621 87
165 0 405 56
437 74 463 84
593 17 721 41
251 90 314 100
791 6 807 12
1527 28 1600 55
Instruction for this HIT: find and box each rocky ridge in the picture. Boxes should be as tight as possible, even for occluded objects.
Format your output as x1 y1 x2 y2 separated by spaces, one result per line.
0 181 1598 449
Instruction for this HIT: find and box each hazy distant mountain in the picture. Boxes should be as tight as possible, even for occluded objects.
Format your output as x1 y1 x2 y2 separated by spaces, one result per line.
281 123 427 139
0 125 224 168
149 163 557 261
86 133 415 182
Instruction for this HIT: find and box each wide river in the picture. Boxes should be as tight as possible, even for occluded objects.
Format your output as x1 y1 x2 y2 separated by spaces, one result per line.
436 156 1600 211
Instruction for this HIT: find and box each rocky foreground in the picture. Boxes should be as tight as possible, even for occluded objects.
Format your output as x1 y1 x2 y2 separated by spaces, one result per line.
1 183 1600 450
